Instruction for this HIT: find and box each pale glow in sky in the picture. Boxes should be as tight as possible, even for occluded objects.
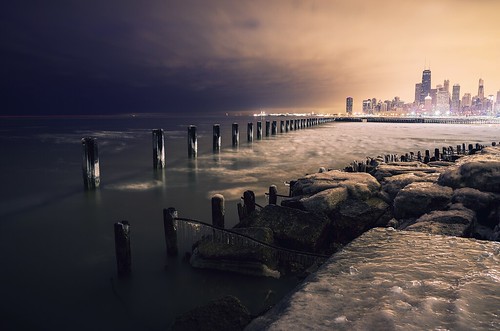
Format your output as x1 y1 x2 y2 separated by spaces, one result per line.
1 0 500 115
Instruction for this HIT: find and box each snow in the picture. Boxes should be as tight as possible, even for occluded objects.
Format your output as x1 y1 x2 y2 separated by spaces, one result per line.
247 228 500 331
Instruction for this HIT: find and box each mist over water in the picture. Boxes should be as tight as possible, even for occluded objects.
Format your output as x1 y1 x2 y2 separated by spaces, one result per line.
0 116 498 330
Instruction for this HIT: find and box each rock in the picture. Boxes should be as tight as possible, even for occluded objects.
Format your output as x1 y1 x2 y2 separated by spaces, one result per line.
438 149 500 193
330 197 392 243
372 163 439 182
403 208 475 237
291 170 380 200
393 182 453 219
171 295 252 331
381 172 440 200
298 187 348 214
246 205 331 252
190 227 280 278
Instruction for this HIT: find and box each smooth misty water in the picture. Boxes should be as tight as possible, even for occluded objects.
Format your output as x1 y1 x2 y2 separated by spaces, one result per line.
0 115 499 330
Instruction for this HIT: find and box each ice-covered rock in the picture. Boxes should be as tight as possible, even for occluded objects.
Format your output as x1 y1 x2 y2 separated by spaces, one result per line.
190 227 280 278
246 228 500 331
403 208 475 237
244 205 331 252
291 170 380 200
393 182 453 219
438 148 500 193
372 162 440 182
381 172 440 200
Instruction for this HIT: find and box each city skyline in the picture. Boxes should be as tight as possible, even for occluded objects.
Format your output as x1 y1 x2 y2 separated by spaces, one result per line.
1 0 500 116
355 70 499 116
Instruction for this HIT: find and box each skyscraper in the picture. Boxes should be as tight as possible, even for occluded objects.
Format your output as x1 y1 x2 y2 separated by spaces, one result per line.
346 97 353 115
420 69 431 104
478 78 484 100
443 79 450 94
451 84 460 114
414 83 422 104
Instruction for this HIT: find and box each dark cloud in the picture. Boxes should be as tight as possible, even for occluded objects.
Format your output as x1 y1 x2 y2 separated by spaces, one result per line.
1 0 500 115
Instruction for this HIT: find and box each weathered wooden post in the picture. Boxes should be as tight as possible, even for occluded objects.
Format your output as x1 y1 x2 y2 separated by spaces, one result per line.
434 148 440 161
268 185 278 205
163 208 178 257
243 190 256 215
257 121 262 140
424 150 430 163
211 194 225 228
493 142 497 146
232 123 239 147
289 180 297 197
280 120 285 133
188 125 197 157
247 122 253 142
468 144 473 153
213 124 221 152
271 121 277 135
152 129 165 169
285 120 290 132
82 137 100 190
265 121 270 137
114 221 131 277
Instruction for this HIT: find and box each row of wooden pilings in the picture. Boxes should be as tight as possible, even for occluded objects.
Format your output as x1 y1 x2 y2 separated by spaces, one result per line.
82 117 334 189
112 186 289 277
345 141 499 173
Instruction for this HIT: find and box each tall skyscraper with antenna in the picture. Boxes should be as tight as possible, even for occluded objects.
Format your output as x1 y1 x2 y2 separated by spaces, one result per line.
478 78 484 100
420 69 431 104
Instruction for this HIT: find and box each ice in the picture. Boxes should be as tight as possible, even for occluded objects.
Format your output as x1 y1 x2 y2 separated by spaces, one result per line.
247 228 500 331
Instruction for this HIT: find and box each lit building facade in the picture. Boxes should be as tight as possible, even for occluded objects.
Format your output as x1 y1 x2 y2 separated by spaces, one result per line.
346 97 353 115
420 69 431 104
451 84 460 114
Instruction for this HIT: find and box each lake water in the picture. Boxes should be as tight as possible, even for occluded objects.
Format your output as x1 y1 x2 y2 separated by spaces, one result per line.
0 115 498 330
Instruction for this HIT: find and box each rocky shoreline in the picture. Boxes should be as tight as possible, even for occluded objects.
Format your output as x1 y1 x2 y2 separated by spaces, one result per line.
172 145 500 330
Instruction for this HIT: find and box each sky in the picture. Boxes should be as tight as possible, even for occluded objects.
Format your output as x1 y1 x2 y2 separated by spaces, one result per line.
1 0 500 116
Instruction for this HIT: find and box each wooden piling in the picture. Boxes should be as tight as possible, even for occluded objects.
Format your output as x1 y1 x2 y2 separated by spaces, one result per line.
152 129 165 169
271 121 277 135
213 124 221 152
424 150 430 163
285 120 289 132
211 194 225 228
82 137 100 190
434 148 440 161
188 125 197 157
280 120 285 133
163 208 178 257
243 190 256 215
114 221 131 277
265 121 270 137
268 185 278 205
247 122 253 142
257 121 262 140
232 123 239 147
289 180 297 197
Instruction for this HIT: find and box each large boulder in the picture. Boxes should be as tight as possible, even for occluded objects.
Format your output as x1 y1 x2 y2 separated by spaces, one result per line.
291 170 380 200
372 162 441 182
381 172 440 200
171 295 252 331
438 148 500 193
190 227 280 278
403 207 475 237
330 197 392 244
298 187 348 214
393 182 453 219
246 205 331 253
